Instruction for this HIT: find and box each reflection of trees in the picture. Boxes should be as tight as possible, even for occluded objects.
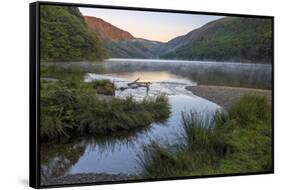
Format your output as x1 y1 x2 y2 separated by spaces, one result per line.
173 64 272 89
83 126 154 155
40 124 157 182
40 141 86 182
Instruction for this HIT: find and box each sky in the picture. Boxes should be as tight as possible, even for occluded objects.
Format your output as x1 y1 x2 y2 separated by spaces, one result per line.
79 7 223 42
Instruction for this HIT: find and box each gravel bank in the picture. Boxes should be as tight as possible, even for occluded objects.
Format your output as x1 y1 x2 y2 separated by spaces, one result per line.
41 173 136 186
186 85 272 110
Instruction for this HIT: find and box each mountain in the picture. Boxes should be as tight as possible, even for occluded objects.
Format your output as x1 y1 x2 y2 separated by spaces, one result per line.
103 39 163 58
40 5 108 61
160 17 272 63
84 16 163 58
84 16 135 41
155 30 199 55
80 14 272 62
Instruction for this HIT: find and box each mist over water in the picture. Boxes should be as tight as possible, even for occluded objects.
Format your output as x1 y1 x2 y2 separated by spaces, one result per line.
48 58 272 89
102 59 272 89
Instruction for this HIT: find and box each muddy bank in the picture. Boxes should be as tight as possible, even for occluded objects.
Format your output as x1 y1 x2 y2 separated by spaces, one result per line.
186 85 272 110
41 173 136 186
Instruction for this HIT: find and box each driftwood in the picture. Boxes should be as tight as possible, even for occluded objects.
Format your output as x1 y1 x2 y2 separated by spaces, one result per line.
128 78 140 86
119 78 152 93
128 78 152 86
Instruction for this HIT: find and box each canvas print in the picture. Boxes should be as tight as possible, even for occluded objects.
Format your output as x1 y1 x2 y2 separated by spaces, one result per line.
38 3 273 186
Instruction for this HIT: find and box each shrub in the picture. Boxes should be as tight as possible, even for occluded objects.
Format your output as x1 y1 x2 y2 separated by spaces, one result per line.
88 80 115 95
40 81 79 140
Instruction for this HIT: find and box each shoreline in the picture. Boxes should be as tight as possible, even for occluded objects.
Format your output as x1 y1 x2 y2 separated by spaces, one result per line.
186 85 272 110
41 173 136 186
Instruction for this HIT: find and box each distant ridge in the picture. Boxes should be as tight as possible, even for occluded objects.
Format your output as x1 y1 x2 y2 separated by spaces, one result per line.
84 16 135 41
84 16 163 58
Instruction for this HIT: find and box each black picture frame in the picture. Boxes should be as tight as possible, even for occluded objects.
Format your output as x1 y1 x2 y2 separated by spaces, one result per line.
30 1 274 189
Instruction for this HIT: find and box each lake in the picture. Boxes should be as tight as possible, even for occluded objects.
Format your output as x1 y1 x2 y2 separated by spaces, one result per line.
41 59 272 182
47 58 272 89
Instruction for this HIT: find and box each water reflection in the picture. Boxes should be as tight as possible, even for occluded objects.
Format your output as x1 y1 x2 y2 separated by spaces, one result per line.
106 71 182 82
40 140 86 182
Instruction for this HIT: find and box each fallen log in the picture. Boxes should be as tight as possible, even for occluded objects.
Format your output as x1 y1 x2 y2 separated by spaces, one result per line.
128 78 140 86
118 78 152 92
128 78 152 87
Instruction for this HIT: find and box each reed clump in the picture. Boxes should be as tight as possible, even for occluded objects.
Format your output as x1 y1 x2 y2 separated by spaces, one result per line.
138 95 272 177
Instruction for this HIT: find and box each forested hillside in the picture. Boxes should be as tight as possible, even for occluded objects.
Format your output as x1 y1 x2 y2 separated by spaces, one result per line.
161 17 272 63
40 5 108 61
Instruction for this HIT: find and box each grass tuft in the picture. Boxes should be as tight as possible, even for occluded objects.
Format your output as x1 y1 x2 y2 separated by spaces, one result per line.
76 95 170 135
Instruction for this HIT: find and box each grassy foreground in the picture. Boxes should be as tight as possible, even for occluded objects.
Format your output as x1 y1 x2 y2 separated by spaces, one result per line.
40 66 170 141
138 95 272 177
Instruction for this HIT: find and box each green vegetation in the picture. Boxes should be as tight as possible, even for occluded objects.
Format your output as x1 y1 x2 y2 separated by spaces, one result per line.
40 66 170 141
40 5 108 61
162 17 272 63
138 95 272 178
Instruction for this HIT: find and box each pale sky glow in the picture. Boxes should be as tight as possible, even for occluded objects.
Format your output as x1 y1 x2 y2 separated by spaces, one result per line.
79 7 223 42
